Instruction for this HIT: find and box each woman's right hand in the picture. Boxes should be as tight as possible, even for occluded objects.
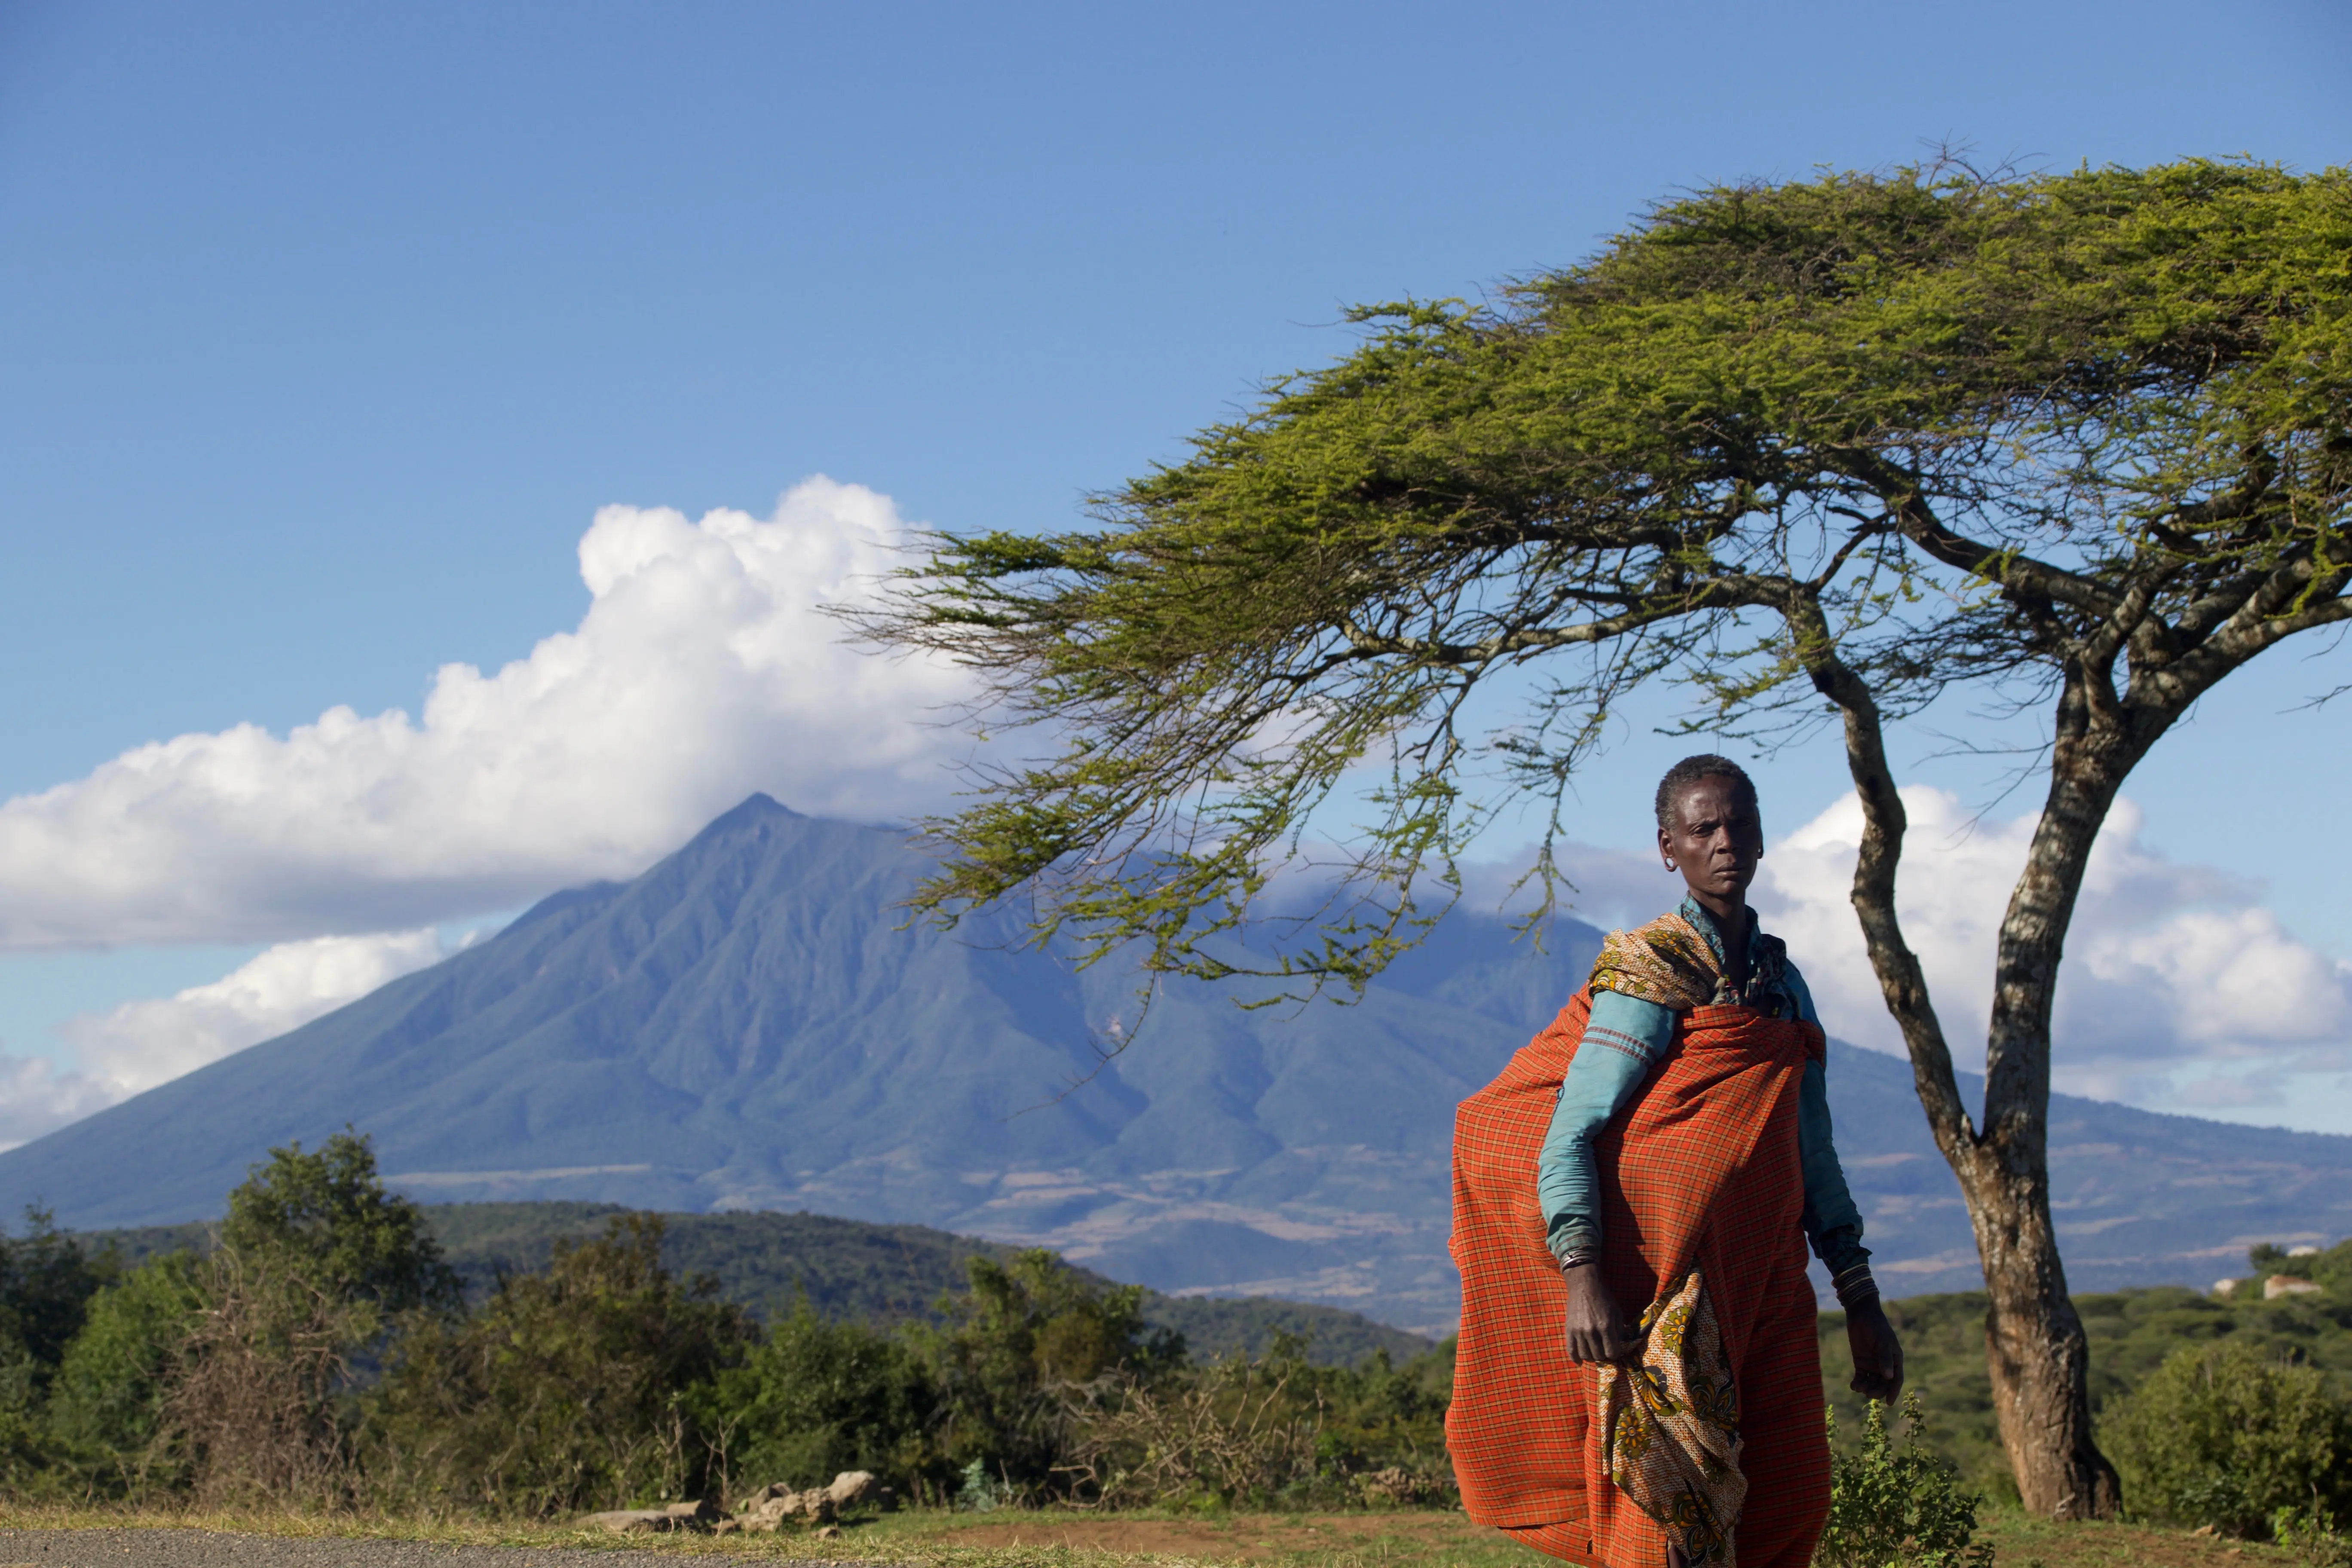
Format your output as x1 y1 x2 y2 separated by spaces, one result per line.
1562 1264 1643 1364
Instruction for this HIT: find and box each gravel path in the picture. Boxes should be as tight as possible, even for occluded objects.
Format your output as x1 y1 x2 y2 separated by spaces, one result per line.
0 1531 879 1568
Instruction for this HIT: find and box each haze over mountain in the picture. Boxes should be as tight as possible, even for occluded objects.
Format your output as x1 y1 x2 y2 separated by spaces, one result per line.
0 796 2343 1333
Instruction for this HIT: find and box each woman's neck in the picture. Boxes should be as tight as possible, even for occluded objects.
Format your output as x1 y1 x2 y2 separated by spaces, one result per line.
1686 892 1752 988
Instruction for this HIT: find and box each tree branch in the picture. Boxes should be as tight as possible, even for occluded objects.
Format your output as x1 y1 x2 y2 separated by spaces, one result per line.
1776 581 1979 1158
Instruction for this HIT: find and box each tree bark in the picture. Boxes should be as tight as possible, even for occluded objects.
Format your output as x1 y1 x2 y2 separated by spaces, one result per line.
1796 609 2125 1517
1966 659 2135 1515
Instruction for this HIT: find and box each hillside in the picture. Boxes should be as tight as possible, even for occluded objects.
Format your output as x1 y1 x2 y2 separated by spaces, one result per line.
3 794 2346 1330
80 1201 1434 1367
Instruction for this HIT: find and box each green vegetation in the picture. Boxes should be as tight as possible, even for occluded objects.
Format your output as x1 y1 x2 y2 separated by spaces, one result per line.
1819 1394 1994 1568
2105 1341 2352 1540
80 1201 1432 1368
15 1144 2351 1563
365 1213 751 1516
1818 1242 2352 1503
2 1136 1458 1519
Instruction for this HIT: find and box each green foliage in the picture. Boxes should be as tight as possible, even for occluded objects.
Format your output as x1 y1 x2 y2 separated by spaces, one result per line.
0 1208 116 1393
692 1300 940 1497
42 1251 205 1496
1818 1393 1995 1568
1821 1275 2352 1502
2105 1339 2352 1537
916 1248 1182 1494
220 1132 459 1314
82 1203 1435 1367
2275 1505 2352 1568
861 159 2352 994
361 1214 750 1517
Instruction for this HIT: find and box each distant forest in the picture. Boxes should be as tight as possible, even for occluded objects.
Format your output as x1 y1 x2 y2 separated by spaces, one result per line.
80 1200 1436 1369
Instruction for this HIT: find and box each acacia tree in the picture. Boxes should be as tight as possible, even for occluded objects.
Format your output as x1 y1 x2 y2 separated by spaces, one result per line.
858 159 2352 1517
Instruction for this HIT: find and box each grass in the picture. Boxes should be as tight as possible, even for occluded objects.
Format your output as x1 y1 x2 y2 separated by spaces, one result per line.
0 1501 2319 1568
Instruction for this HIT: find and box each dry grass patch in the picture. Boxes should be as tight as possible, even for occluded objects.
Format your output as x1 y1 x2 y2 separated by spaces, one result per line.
0 1501 2321 1568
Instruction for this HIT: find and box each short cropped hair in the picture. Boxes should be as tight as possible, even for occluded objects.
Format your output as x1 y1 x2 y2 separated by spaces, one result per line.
1654 753 1759 832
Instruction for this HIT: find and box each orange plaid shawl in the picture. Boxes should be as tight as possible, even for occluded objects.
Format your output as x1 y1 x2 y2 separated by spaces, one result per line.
1446 986 1831 1568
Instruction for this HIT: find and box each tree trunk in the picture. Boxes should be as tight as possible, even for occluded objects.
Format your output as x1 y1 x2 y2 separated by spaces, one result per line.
1963 665 2135 1515
1960 1151 2116 1516
1802 629 2125 1517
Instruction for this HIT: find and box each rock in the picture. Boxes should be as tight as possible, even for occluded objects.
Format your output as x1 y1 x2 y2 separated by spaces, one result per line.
815 1525 842 1540
2212 1277 2240 1297
2288 1244 2322 1256
581 1499 717 1534
2266 1274 2322 1299
826 1470 879 1507
736 1481 837 1531
582 1510 665 1534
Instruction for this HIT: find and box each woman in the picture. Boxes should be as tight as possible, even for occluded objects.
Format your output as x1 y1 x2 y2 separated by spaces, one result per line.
1447 754 1903 1568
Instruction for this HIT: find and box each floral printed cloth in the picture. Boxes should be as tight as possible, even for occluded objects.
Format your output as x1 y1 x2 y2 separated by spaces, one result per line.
1599 1268 1746 1565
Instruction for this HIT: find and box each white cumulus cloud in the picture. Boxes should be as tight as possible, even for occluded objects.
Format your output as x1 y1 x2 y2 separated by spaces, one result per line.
1755 787 2352 1109
0 478 973 950
0 929 451 1151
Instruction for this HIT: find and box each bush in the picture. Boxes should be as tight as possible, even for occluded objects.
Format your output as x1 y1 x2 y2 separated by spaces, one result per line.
1817 1394 1994 1568
362 1213 750 1517
219 1133 459 1314
164 1243 383 1507
2276 1506 2352 1568
0 1208 116 1393
42 1252 205 1496
2107 1339 2352 1537
1061 1350 1321 1507
914 1249 1182 1497
693 1301 940 1499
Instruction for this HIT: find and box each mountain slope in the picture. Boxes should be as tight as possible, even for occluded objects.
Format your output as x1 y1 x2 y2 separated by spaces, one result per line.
1 794 2343 1329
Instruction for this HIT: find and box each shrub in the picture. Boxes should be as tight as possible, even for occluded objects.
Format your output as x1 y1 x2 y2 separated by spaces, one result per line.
144 1136 456 1507
2275 1506 2352 1568
1305 1341 1456 1507
219 1133 459 1314
163 1243 383 1507
1061 1351 1321 1507
692 1301 940 1499
361 1214 750 1517
42 1252 205 1496
1817 1394 1994 1568
914 1249 1182 1497
0 1208 116 1394
2106 1339 2352 1537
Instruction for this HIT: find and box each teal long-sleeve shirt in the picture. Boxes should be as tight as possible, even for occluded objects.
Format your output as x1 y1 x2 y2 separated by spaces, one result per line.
1535 952 1870 1277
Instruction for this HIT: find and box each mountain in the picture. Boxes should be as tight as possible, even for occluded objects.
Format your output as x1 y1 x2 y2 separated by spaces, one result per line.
1 795 2345 1332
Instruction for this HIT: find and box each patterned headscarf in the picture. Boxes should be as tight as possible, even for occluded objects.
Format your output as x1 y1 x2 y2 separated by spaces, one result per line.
1586 894 1801 1019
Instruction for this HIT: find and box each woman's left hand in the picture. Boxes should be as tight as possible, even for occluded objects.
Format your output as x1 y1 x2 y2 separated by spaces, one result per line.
1845 1298 1904 1403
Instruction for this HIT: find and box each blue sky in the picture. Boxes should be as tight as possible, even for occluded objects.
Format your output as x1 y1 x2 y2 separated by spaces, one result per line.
1 0 2348 1137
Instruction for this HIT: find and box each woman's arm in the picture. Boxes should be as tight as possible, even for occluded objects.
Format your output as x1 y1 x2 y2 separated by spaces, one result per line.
1785 962 1905 1401
1536 991 1676 1260
1538 990 1674 1363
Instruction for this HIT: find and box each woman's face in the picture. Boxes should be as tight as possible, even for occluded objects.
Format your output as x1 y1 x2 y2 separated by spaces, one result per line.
1659 775 1764 904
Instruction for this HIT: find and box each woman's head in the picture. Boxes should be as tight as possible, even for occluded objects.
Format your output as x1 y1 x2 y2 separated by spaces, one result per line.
1654 754 1763 908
